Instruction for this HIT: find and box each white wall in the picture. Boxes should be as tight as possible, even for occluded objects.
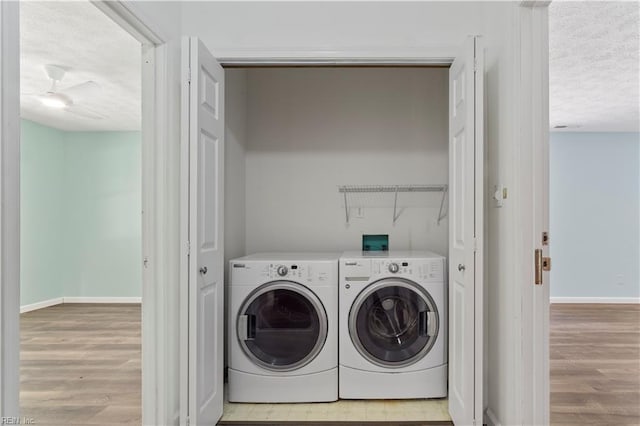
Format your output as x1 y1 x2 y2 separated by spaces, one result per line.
481 4 522 425
224 70 248 275
243 68 448 255
550 132 640 301
182 2 490 59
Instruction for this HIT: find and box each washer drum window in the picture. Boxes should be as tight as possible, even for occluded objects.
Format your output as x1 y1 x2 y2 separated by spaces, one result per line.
349 278 439 368
237 281 328 372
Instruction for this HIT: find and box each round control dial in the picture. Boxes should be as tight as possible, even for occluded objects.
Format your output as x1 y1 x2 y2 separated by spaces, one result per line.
276 265 288 277
388 263 400 273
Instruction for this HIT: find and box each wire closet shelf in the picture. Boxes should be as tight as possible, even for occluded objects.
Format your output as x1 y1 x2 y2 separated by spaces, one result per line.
338 184 448 224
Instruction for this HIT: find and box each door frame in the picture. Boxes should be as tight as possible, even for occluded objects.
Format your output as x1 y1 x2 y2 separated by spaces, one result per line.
182 24 548 426
0 0 21 415
0 1 176 424
180 45 474 425
516 3 551 425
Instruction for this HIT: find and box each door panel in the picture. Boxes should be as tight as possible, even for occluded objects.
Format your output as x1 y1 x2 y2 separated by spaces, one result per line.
451 279 465 404
199 133 218 250
452 130 466 249
198 285 217 409
185 37 225 426
448 36 484 426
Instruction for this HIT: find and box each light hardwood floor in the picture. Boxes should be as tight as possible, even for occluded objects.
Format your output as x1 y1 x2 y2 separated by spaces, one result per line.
20 304 141 426
550 304 640 425
19 303 640 425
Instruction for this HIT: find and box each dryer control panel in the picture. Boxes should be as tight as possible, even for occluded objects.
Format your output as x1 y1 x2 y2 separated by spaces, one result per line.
231 260 336 285
267 262 334 283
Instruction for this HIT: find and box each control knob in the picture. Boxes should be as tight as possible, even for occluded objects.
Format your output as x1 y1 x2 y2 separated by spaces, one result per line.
276 265 288 277
388 263 400 273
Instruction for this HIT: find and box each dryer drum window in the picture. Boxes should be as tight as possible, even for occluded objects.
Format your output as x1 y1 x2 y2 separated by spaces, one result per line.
349 278 439 368
237 281 328 372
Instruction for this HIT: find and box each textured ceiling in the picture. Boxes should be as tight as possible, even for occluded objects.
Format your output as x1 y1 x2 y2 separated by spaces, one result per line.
20 1 140 132
20 2 638 133
549 1 639 132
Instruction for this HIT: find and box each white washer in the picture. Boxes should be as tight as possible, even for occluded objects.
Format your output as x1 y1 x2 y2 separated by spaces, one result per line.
228 253 339 403
339 250 447 399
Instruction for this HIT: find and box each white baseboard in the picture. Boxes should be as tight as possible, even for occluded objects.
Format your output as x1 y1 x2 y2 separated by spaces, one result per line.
20 296 141 313
20 297 64 313
62 297 142 304
485 408 502 426
551 297 640 304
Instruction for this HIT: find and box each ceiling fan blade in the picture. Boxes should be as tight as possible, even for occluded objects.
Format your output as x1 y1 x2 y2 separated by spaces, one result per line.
60 81 100 99
65 105 105 120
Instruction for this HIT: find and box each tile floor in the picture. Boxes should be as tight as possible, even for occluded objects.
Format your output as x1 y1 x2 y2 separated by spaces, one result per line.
221 398 451 422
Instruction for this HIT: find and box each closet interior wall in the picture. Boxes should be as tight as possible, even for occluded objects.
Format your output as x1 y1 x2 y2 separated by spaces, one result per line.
224 67 450 266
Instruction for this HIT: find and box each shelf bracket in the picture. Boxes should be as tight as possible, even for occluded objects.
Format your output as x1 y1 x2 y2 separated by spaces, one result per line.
343 188 350 224
392 185 401 223
437 185 448 225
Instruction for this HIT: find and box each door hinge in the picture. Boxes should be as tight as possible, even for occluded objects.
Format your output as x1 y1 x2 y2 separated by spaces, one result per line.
143 257 149 269
542 231 549 246
186 240 191 256
187 67 192 85
535 249 542 285
186 416 190 426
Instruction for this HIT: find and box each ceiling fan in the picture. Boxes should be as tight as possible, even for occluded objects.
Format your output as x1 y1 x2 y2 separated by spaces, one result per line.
27 64 104 120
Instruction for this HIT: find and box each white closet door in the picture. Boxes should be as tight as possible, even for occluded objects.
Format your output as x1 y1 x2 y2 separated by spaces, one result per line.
448 36 484 426
185 37 225 426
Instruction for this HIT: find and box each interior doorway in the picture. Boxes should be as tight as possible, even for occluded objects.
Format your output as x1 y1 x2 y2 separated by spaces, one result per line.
19 2 143 423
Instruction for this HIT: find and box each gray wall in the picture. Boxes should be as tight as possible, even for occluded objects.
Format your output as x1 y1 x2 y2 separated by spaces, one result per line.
224 70 248 275
243 67 449 255
550 132 640 300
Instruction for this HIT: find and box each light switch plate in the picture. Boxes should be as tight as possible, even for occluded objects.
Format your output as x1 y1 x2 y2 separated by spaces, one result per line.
493 184 506 207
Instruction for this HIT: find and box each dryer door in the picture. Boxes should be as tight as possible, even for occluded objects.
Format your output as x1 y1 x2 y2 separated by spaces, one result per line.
237 281 328 371
349 278 439 368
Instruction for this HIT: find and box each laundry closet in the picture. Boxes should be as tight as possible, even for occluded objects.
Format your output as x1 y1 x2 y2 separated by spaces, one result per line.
220 65 454 422
225 67 449 259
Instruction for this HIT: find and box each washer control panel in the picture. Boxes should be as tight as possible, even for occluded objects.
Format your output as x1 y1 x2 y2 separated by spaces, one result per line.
276 265 288 276
369 258 444 282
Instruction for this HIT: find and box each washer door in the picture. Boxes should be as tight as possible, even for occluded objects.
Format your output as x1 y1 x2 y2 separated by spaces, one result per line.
237 281 328 371
349 278 439 368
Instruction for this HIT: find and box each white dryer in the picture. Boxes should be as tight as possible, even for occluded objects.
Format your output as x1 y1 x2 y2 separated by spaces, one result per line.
339 251 447 399
228 253 339 403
